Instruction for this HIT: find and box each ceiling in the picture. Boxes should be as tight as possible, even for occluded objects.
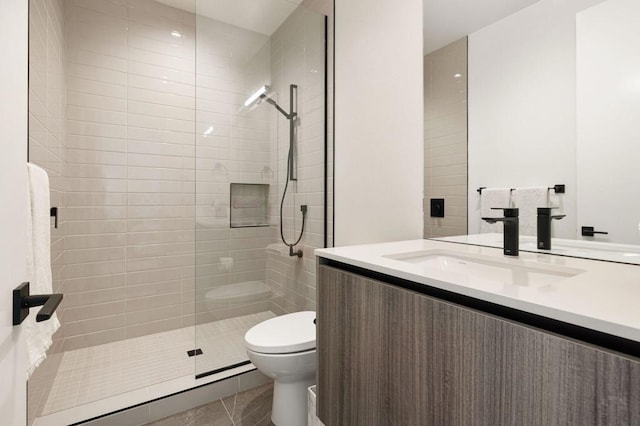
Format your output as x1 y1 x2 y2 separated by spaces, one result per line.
154 0 303 35
155 0 540 53
423 0 541 54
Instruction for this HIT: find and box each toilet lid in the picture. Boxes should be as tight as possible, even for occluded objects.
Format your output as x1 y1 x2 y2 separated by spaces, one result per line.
245 311 316 354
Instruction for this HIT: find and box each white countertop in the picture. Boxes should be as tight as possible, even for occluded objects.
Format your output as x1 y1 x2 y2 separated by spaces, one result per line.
316 239 640 343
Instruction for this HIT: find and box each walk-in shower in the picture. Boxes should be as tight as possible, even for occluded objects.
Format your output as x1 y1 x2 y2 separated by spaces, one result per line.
26 0 329 423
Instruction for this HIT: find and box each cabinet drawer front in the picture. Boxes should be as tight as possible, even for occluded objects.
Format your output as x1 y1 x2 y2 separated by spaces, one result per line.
317 264 640 426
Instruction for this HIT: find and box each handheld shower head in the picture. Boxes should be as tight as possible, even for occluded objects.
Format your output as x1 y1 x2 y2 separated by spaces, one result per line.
244 85 269 107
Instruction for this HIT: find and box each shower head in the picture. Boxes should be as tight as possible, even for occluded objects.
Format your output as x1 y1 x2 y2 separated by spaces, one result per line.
244 84 293 120
244 85 269 107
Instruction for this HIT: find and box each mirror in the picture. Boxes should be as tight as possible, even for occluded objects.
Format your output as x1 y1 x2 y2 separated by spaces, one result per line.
423 0 640 264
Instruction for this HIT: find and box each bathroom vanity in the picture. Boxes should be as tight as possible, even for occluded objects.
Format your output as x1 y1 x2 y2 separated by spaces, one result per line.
315 240 640 425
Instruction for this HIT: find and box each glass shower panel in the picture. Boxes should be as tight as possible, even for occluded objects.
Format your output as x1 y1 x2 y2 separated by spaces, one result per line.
27 0 199 421
193 2 274 378
194 1 327 378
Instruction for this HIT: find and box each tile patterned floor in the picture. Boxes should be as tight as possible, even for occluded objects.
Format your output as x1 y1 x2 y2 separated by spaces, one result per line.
146 383 275 426
41 312 276 416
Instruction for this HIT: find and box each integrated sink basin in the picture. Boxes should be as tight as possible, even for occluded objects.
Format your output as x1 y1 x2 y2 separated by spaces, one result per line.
384 249 585 288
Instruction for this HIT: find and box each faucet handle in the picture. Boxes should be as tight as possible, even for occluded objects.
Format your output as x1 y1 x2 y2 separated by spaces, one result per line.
537 207 558 214
491 207 519 217
537 207 565 220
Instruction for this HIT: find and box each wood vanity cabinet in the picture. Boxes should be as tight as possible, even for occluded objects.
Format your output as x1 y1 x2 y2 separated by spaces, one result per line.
317 263 640 426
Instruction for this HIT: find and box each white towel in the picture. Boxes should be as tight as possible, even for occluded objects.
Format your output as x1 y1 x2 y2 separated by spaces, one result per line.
513 187 549 237
548 189 563 211
480 188 512 233
26 163 60 378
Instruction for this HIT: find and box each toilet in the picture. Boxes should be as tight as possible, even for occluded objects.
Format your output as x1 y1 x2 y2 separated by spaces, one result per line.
244 311 316 426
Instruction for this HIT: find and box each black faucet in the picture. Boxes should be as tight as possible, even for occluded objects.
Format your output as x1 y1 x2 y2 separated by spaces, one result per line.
537 207 566 250
482 208 519 256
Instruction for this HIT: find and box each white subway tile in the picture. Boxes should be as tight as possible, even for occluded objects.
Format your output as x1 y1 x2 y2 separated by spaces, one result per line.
129 60 195 85
67 92 127 114
65 220 127 236
66 134 126 152
62 300 126 323
127 218 194 233
61 329 126 351
127 230 194 246
68 62 127 85
129 100 194 122
127 193 192 206
65 234 126 251
67 148 127 165
68 0 128 19
67 48 127 72
127 47 195 73
128 73 195 97
128 126 195 145
127 267 183 285
63 314 127 338
62 261 126 280
65 192 128 207
125 292 182 312
127 166 183 181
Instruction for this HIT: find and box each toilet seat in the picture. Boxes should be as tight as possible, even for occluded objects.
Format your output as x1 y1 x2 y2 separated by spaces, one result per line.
245 311 316 354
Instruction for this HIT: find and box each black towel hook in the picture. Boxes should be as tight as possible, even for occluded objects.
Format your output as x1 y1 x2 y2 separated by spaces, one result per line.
50 207 58 229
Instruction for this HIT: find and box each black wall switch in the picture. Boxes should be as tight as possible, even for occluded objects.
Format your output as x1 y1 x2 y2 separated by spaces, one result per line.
430 198 445 217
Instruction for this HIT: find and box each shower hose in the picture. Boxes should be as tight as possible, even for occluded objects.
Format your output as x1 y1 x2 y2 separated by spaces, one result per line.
280 139 307 257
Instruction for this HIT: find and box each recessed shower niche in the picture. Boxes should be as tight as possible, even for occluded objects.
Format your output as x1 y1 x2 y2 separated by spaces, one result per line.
230 183 270 228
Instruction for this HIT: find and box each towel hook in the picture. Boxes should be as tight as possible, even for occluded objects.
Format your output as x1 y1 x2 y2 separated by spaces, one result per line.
548 184 565 194
13 282 63 325
50 207 58 229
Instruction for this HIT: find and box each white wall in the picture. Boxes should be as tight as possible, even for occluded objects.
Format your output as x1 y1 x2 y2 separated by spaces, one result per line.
0 0 28 423
576 0 640 244
467 0 603 238
334 0 424 246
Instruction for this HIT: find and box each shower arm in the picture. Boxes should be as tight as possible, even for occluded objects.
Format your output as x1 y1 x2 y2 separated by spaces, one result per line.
261 95 291 119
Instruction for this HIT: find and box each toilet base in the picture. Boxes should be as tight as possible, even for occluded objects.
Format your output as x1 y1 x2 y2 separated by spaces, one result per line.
271 378 315 426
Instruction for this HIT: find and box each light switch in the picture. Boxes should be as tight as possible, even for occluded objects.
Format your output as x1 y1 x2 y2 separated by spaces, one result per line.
430 198 445 218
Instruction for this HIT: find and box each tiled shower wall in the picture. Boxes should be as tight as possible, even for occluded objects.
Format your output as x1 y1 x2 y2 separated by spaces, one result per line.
192 13 273 325
28 0 67 348
58 0 197 352
266 7 326 315
27 0 67 419
58 0 284 351
423 37 468 238
55 0 326 351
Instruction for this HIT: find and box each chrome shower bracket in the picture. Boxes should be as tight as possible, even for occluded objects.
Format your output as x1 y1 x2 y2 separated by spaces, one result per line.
288 84 298 181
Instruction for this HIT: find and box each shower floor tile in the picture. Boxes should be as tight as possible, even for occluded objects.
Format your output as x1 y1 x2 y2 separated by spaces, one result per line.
41 311 276 416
